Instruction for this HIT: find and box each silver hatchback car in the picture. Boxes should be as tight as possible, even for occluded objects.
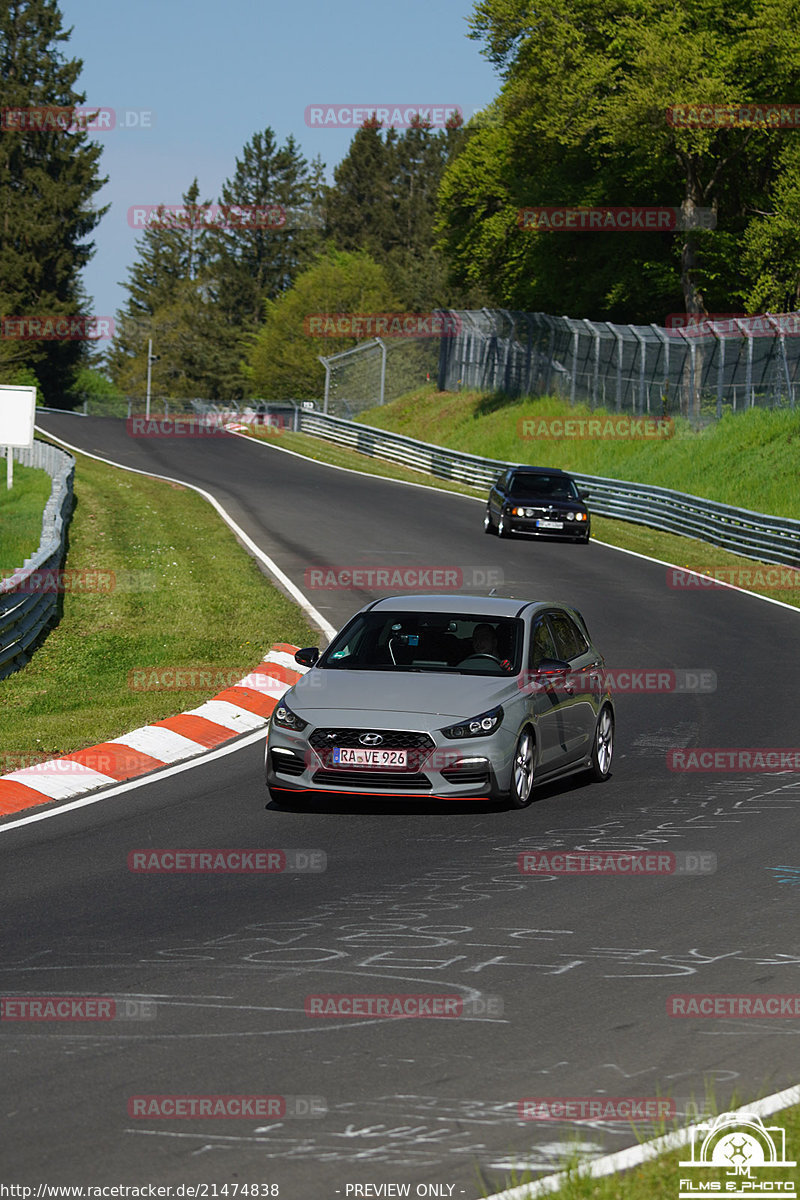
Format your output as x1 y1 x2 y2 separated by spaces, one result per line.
265 595 614 808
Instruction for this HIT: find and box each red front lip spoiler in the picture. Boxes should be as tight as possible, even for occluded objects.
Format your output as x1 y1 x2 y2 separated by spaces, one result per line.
269 786 492 801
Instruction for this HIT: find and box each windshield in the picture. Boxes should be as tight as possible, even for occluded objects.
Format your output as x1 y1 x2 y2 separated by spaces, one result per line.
508 474 579 501
318 611 523 675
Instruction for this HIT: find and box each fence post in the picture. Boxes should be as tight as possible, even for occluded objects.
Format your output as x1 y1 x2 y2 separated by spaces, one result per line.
714 325 724 419
650 325 671 416
612 326 624 411
630 327 647 413
734 319 754 408
570 325 578 406
766 315 793 408
377 337 387 405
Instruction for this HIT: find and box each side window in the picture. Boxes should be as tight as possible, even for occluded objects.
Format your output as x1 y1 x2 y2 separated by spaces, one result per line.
529 617 558 668
548 611 588 662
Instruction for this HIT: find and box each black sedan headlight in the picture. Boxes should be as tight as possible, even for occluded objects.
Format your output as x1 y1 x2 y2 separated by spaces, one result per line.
440 705 504 739
271 700 308 733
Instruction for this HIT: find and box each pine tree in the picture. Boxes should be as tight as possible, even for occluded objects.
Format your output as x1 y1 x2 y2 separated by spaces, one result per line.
106 179 223 396
0 0 108 404
325 113 468 309
325 118 397 258
205 128 326 332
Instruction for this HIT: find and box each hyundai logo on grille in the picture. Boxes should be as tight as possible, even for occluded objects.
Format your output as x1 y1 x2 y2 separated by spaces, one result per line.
359 733 384 746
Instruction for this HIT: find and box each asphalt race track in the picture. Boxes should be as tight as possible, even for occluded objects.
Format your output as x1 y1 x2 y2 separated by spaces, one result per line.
3 412 800 1196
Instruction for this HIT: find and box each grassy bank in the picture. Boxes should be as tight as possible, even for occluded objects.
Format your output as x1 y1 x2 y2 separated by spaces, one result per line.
1 443 316 764
356 386 800 519
0 463 52 577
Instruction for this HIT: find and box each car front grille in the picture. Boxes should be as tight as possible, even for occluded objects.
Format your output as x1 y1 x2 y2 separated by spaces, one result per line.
309 728 436 751
311 769 432 790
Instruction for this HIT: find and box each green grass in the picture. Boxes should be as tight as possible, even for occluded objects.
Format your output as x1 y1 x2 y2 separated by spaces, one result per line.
356 386 800 519
1 443 316 765
487 1099 800 1198
0 462 53 576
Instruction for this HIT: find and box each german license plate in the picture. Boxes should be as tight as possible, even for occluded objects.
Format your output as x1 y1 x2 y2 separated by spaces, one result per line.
536 519 563 529
332 747 407 768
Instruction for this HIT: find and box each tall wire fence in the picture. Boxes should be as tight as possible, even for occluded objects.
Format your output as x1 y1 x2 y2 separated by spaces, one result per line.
51 308 800 423
437 310 800 422
319 336 440 418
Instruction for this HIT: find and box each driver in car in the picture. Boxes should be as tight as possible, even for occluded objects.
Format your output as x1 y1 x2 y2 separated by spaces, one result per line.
472 623 499 658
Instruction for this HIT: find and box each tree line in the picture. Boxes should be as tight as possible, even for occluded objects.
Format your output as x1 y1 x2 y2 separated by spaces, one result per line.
3 0 800 405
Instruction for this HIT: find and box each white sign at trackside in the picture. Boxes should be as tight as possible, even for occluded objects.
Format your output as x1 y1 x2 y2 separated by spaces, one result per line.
0 383 36 489
0 384 36 447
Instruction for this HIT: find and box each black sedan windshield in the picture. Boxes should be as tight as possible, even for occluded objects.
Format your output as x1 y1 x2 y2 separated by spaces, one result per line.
508 474 580 501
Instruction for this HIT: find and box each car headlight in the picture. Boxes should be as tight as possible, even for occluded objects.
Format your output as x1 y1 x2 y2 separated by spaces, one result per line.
271 701 308 732
441 705 504 739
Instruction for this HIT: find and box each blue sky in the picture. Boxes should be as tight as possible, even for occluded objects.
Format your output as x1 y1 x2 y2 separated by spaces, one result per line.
59 0 500 321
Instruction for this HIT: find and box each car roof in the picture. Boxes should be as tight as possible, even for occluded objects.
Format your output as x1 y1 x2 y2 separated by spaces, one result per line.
507 465 573 477
366 594 539 618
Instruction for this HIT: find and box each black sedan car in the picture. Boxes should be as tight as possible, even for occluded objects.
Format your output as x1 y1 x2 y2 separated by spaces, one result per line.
484 466 591 541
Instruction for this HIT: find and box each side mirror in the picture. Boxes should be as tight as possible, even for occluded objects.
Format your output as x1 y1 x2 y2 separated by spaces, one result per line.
535 658 571 674
579 490 591 501
295 646 320 668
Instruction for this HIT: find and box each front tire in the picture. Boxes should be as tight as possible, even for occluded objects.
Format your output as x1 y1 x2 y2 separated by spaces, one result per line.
497 510 509 538
590 705 614 781
507 727 536 807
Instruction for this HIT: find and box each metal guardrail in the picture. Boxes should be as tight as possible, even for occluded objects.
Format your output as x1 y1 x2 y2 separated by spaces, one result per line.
0 441 76 679
298 411 800 568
